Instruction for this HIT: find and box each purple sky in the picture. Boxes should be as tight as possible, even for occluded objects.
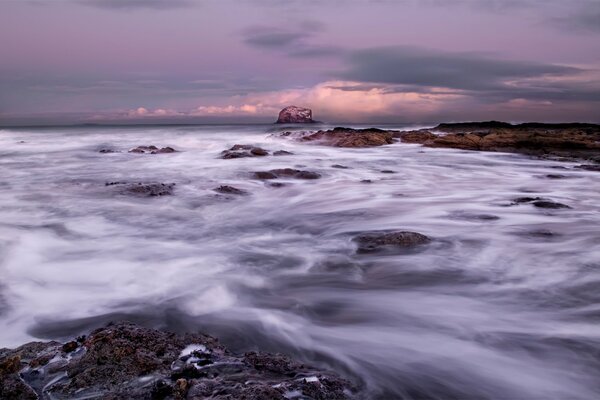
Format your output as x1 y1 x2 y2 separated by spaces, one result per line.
1 0 599 124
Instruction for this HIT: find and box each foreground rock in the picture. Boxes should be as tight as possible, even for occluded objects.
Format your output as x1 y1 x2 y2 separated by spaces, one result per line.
0 322 353 400
106 181 175 197
253 168 321 180
221 144 269 159
276 106 316 124
353 231 431 253
293 127 395 148
511 196 571 209
213 185 247 195
129 145 177 154
397 122 600 162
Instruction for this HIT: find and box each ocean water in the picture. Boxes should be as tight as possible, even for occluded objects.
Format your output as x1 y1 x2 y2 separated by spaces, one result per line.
0 124 599 399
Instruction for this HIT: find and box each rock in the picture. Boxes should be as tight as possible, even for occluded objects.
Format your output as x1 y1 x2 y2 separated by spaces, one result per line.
62 341 78 353
331 164 350 169
512 196 543 204
106 182 175 197
394 130 437 144
353 231 431 253
213 185 247 195
254 169 321 180
221 144 269 159
0 322 353 400
533 200 571 209
380 170 395 174
275 106 315 124
575 164 600 171
99 149 120 153
129 146 176 154
296 127 394 148
273 150 293 156
414 122 600 161
545 174 566 179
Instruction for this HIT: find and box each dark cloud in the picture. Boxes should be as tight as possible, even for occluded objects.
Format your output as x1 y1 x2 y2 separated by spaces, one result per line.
78 0 193 10
244 30 308 48
243 24 342 58
333 46 600 103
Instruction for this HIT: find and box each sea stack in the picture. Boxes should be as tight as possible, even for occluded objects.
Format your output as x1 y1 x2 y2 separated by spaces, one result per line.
276 105 315 124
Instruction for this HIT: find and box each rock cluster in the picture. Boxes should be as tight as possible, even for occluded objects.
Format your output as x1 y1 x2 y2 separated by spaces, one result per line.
0 322 352 399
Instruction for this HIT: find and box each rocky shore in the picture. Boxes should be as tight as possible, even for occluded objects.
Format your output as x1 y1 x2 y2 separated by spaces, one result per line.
0 322 354 400
277 122 600 166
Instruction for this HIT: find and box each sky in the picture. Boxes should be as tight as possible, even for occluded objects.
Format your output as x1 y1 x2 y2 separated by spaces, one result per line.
0 0 599 125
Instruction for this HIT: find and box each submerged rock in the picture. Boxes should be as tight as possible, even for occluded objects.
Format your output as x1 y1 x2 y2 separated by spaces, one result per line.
221 144 269 159
575 164 600 172
106 181 175 197
253 168 321 180
275 106 316 124
295 127 395 148
273 150 294 156
0 322 353 400
129 146 176 154
533 200 571 209
213 185 247 195
353 231 431 253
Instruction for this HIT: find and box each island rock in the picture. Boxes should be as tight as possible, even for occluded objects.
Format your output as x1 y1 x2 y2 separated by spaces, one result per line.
276 106 315 124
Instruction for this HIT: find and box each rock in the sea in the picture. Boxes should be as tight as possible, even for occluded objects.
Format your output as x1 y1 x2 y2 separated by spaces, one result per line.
221 144 269 159
253 168 321 180
353 231 431 253
394 130 437 144
273 150 294 156
533 200 571 209
293 127 395 148
213 185 247 195
0 322 353 400
575 164 600 172
276 105 315 124
129 145 176 154
106 181 175 197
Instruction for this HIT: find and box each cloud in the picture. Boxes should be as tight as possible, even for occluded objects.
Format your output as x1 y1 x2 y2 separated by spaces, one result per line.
550 1 600 34
78 0 193 10
242 23 342 58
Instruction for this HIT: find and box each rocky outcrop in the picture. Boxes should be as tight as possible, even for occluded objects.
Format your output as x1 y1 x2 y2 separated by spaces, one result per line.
395 122 600 162
290 127 395 148
353 231 431 253
275 106 316 124
129 146 176 154
511 196 571 209
0 322 353 400
253 168 321 180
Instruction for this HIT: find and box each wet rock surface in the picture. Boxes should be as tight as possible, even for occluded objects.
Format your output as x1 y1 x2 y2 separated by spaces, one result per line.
106 181 176 197
396 122 600 162
129 146 177 154
275 106 316 124
254 168 321 180
0 322 353 400
213 185 247 195
353 231 431 253
295 127 395 148
221 144 270 159
511 197 571 209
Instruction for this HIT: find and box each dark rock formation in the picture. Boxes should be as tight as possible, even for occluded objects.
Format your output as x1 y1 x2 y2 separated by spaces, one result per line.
395 122 600 162
575 164 600 172
295 127 395 148
106 181 175 197
0 322 353 400
253 169 321 180
221 144 269 159
273 150 293 156
275 106 315 124
213 185 247 195
98 149 121 153
511 197 570 209
129 146 176 154
353 231 431 253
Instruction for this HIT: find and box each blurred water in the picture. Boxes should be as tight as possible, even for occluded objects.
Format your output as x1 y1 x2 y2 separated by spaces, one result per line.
0 124 599 399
